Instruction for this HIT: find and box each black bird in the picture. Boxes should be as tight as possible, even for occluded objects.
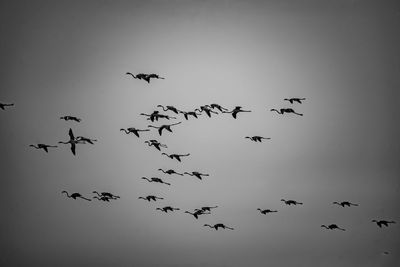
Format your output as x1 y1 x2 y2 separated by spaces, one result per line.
284 98 306 104
58 128 82 155
161 153 190 162
281 199 303 205
62 191 91 201
92 191 120 199
321 224 346 231
138 195 164 202
179 110 202 120
333 201 359 207
184 171 209 180
206 104 229 112
158 168 183 176
157 105 180 114
141 177 171 186
140 111 162 122
245 136 271 142
156 206 180 213
93 196 111 202
257 208 278 214
204 223 234 230
0 102 14 110
185 209 210 219
126 72 150 83
148 122 182 136
60 116 81 122
195 206 218 212
147 73 165 82
222 106 251 119
120 127 150 138
195 106 218 118
144 140 167 151
270 108 303 116
29 143 58 153
372 220 396 228
76 136 97 145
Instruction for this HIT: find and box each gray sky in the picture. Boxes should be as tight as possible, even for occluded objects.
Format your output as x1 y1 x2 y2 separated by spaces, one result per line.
1 0 399 266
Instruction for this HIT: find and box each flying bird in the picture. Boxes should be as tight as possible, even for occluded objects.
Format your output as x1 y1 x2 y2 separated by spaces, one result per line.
60 116 81 122
195 106 218 118
141 177 171 186
148 122 182 136
0 102 14 110
157 105 180 114
257 208 278 214
206 104 229 112
245 136 271 142
270 108 303 116
222 106 251 119
284 98 306 104
204 223 234 230
156 206 180 213
281 199 303 205
126 72 164 83
372 220 396 228
62 191 91 201
179 110 202 120
144 140 168 151
120 127 150 138
92 191 120 199
321 224 346 231
58 128 83 155
29 143 58 153
93 196 112 202
195 206 218 212
158 168 184 176
76 136 97 145
138 195 164 202
185 209 210 219
184 171 209 180
333 201 359 207
161 153 190 162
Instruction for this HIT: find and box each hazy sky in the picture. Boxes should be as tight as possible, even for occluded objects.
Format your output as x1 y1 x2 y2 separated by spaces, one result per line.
1 1 399 266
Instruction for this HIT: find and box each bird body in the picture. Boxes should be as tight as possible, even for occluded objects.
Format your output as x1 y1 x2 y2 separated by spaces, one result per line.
141 177 171 186
372 220 396 228
184 171 209 180
321 224 346 231
162 153 190 162
126 72 164 83
139 195 164 202
157 206 180 213
270 108 303 116
257 208 278 214
93 191 120 199
333 201 358 207
245 136 271 142
60 116 81 122
204 223 234 230
144 140 167 151
158 168 183 176
281 199 303 205
62 191 91 201
120 127 150 138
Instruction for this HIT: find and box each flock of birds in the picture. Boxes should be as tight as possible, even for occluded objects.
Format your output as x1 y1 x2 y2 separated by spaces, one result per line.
1 72 397 243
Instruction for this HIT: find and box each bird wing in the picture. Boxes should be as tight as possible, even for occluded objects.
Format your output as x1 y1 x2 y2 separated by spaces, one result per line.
68 128 75 140
133 131 140 138
70 143 76 155
43 146 49 153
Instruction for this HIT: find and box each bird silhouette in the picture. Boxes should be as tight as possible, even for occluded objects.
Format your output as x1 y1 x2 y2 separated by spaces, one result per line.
321 224 346 231
284 98 306 104
58 128 83 155
222 106 251 119
62 191 91 201
140 111 162 122
92 191 120 199
372 220 396 228
60 116 81 122
245 136 271 142
158 168 183 176
270 108 303 116
76 136 97 145
138 195 164 202
93 196 111 202
195 106 218 118
333 201 359 207
204 223 234 230
141 177 171 186
126 72 164 83
206 104 229 112
281 199 303 205
184 171 209 180
257 208 278 214
161 153 190 162
195 206 218 212
29 143 58 153
120 127 150 138
156 206 180 213
157 105 180 114
179 110 202 120
148 122 182 136
144 140 168 151
0 102 14 110
185 210 210 219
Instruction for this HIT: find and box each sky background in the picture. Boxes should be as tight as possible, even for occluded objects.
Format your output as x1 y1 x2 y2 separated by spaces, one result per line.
1 0 399 266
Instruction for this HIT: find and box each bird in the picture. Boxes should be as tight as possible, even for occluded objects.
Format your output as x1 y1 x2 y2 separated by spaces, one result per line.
61 191 91 201
126 72 150 83
281 199 303 205
76 136 97 144
206 104 229 112
58 128 83 155
161 153 190 162
185 210 210 219
184 171 209 180
93 196 111 202
146 113 177 121
195 206 218 212
138 195 164 202
270 108 303 116
144 140 168 151
29 143 58 153
120 127 150 138
60 116 81 122
222 106 251 119
245 136 271 142
158 168 183 176
284 98 306 104
333 201 359 207
195 106 218 118
257 208 278 214
147 73 165 82
372 220 396 228
157 105 180 114
148 122 182 136
141 177 171 186
204 223 234 230
156 206 180 213
321 224 346 231
92 191 120 199
140 111 162 122
179 110 202 120
0 102 14 110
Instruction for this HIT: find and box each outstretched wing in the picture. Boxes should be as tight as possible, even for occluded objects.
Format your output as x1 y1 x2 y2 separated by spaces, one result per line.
68 128 75 140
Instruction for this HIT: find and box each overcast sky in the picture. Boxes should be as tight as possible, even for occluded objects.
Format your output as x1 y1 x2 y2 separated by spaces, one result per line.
1 0 399 266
